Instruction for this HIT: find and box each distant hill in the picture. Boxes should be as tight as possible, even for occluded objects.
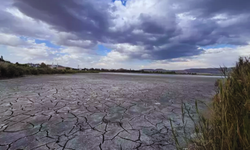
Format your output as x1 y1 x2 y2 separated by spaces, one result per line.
184 68 222 75
184 68 232 75
142 68 231 75
143 69 171 72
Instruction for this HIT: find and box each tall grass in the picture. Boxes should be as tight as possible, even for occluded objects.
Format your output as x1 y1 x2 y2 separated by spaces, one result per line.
171 57 250 150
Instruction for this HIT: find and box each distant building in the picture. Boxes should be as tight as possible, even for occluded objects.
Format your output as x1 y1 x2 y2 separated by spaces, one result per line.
26 63 40 68
57 65 67 70
47 64 67 70
48 64 57 69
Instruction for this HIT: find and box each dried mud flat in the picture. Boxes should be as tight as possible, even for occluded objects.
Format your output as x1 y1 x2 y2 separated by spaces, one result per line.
0 73 217 150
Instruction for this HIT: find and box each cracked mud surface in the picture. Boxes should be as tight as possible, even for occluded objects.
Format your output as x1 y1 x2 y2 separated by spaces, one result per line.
0 73 217 150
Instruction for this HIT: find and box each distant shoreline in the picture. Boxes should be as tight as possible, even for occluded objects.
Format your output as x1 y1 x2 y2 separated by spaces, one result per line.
99 72 224 78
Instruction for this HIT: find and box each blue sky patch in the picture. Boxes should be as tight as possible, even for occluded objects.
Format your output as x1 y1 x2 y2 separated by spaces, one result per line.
112 0 127 6
35 39 61 49
96 45 111 56
19 36 29 41
202 44 237 49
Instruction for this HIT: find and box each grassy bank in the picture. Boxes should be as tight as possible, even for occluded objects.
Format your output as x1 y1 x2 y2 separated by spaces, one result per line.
171 57 250 150
0 62 98 79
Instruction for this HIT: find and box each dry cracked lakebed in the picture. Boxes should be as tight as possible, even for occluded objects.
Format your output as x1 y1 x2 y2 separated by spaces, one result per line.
0 73 218 150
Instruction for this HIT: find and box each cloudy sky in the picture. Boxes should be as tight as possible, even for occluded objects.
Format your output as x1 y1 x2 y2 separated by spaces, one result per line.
0 0 250 69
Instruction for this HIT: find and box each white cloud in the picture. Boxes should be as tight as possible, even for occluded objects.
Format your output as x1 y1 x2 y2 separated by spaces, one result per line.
109 0 171 31
0 33 27 47
100 51 129 62
2 7 55 40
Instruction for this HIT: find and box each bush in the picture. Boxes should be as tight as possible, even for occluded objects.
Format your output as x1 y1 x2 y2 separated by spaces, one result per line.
0 64 7 77
37 68 45 74
171 57 250 150
0 62 99 79
30 68 38 75
0 64 24 78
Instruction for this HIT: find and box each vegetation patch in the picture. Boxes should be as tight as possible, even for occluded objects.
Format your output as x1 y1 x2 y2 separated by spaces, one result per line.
0 62 98 79
171 57 250 150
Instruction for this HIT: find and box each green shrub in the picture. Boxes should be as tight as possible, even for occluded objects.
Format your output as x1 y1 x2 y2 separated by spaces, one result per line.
0 62 98 79
0 64 24 78
30 68 38 75
0 64 7 77
37 68 45 74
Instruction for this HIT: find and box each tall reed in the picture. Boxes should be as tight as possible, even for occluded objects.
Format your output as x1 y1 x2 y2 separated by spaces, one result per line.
171 57 250 150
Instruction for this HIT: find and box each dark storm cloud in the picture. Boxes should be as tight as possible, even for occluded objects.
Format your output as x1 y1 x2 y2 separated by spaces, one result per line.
139 14 175 34
174 0 250 39
194 0 250 16
0 10 48 38
10 0 250 60
141 21 166 34
152 44 201 60
13 0 111 41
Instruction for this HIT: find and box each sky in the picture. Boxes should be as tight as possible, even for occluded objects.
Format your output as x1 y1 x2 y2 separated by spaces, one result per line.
0 0 250 69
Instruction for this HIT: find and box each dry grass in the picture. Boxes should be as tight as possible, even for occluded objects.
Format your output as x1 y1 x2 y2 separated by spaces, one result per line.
171 57 250 150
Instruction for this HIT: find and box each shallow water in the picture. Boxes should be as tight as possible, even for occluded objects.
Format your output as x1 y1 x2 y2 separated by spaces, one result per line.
0 73 217 150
